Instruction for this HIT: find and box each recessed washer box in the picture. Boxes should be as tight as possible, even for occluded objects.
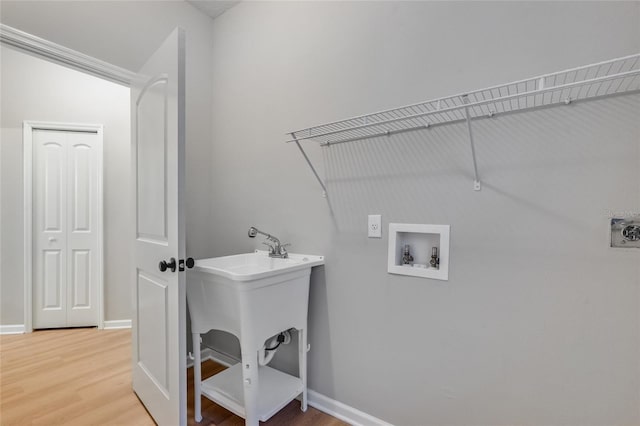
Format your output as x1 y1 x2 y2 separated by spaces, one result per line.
388 223 450 280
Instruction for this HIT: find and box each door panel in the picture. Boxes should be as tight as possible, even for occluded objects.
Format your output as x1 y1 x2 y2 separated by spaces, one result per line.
71 249 91 308
66 131 99 326
131 28 186 426
43 142 64 232
137 272 169 393
70 143 92 232
136 78 168 242
34 131 67 328
42 250 63 309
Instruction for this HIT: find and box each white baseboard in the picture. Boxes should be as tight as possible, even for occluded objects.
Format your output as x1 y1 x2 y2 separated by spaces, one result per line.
306 389 393 426
103 319 131 329
187 347 239 369
0 324 25 334
1 322 132 333
197 349 392 426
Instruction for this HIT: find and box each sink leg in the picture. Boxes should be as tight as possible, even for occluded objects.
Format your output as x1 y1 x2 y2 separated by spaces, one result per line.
241 349 259 426
193 333 202 423
298 328 307 412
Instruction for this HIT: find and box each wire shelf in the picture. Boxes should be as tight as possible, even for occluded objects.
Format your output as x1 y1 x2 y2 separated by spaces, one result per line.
287 53 640 145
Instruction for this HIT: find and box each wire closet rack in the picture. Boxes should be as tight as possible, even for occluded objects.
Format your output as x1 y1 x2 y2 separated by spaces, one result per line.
287 53 640 195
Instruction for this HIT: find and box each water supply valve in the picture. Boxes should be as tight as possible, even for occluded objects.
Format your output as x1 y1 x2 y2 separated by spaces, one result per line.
610 217 640 248
430 247 440 269
621 225 640 242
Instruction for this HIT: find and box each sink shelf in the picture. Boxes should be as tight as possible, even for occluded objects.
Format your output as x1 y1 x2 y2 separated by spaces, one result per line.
201 364 304 422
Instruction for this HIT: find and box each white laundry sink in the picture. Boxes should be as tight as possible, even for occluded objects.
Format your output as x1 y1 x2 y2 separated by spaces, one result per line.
187 249 324 425
193 250 324 282
187 250 323 342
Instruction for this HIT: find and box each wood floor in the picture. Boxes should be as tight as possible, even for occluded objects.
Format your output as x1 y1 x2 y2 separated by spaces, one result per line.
0 328 347 426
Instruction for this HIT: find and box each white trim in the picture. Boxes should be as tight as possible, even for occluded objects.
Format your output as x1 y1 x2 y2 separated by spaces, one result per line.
23 121 105 332
186 347 238 369
23 124 33 333
0 324 26 335
0 24 136 86
96 127 105 330
306 390 393 426
200 347 238 368
103 319 132 330
199 350 392 426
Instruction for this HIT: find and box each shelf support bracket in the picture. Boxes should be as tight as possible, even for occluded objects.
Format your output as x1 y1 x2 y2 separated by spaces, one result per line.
290 133 327 197
463 96 481 191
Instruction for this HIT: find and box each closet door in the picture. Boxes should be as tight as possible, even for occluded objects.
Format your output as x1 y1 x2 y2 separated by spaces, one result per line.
66 132 99 326
33 130 68 329
33 129 99 329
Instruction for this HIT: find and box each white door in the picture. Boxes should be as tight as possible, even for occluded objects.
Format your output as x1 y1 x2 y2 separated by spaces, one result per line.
33 129 101 329
130 28 186 426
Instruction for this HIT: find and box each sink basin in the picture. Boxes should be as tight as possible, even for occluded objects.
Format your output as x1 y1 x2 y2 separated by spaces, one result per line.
193 250 324 281
187 250 324 343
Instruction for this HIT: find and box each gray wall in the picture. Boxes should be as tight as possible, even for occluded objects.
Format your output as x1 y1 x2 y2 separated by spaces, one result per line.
1 1 639 424
206 2 640 425
0 1 214 323
0 46 131 323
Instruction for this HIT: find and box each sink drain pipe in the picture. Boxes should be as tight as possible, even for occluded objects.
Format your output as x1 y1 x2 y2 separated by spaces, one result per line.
258 330 292 366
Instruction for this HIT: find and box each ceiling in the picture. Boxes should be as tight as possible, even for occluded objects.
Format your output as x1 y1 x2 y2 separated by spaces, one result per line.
186 1 240 19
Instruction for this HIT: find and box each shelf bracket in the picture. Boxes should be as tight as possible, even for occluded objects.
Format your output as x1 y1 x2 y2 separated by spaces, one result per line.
463 96 481 191
290 133 328 197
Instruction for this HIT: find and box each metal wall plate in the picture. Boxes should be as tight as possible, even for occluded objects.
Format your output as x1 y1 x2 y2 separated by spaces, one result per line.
611 217 640 249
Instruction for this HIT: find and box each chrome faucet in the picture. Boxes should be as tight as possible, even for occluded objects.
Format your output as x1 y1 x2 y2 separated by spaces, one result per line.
248 227 289 258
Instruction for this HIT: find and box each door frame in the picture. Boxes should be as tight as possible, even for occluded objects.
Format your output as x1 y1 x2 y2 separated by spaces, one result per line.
23 121 105 332
6 25 188 425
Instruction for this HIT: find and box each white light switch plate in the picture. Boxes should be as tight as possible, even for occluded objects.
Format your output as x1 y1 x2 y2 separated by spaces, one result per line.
368 215 382 238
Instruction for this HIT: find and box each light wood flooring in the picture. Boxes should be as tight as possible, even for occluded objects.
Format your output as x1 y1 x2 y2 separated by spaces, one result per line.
0 328 347 426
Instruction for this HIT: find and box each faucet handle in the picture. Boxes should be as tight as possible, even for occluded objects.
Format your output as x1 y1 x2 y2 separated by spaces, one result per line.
280 243 291 255
268 236 281 246
262 241 275 254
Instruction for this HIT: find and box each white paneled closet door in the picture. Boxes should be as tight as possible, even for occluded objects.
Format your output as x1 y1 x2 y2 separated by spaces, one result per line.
33 129 100 329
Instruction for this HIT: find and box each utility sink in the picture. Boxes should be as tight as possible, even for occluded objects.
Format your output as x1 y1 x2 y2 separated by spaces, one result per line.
188 249 324 345
193 250 324 281
187 250 324 425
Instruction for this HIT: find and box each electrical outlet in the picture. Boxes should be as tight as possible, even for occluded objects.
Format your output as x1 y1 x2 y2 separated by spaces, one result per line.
368 215 382 238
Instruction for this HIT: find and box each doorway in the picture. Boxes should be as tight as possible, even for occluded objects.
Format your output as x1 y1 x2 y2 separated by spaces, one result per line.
0 41 131 333
2 24 185 425
23 122 104 330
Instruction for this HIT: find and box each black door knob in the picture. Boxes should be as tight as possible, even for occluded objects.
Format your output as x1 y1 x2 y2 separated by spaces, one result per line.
159 258 177 272
186 257 195 269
